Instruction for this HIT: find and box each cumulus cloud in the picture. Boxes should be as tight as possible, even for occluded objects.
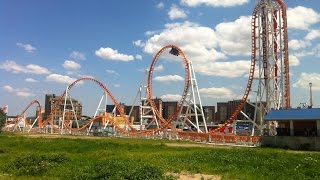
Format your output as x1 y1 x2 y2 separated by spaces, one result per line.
287 6 320 30
140 19 255 78
25 78 39 83
168 4 187 20
154 64 164 72
69 51 86 60
46 74 78 84
215 16 251 55
159 94 181 101
95 47 135 61
3 85 13 92
3 85 34 97
133 40 145 48
288 39 311 51
199 87 236 99
293 73 320 90
135 55 142 60
0 60 50 74
196 60 250 77
305 29 320 41
289 55 300 66
63 60 81 70
143 21 221 61
16 42 36 53
154 75 184 82
181 0 249 7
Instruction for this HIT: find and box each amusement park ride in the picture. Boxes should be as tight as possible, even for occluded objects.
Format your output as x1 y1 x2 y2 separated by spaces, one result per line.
5 0 290 146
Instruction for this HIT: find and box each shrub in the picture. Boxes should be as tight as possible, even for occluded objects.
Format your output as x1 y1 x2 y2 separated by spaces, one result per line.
4 153 68 176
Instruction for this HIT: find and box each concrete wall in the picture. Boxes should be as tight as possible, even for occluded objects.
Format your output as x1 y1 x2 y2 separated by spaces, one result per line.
262 136 320 151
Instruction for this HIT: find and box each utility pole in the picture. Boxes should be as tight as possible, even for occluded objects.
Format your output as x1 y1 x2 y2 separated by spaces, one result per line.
309 82 313 108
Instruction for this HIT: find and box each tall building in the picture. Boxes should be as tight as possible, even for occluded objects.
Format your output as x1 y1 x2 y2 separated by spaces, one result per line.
125 105 140 123
162 101 178 120
203 106 216 123
217 102 228 123
44 94 82 122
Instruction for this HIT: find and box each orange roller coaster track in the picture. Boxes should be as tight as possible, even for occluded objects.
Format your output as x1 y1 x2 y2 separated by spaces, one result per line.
41 77 136 133
13 0 289 145
12 100 42 130
147 45 191 129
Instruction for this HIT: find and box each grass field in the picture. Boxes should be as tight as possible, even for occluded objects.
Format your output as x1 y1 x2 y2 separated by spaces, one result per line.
0 132 320 180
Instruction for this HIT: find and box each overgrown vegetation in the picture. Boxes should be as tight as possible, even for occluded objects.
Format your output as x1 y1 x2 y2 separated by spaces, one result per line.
0 133 319 179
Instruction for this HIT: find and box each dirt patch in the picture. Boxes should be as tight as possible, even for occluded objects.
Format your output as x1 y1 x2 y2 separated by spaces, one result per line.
167 172 221 180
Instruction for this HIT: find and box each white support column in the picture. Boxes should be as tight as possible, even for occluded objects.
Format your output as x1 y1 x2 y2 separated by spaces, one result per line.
68 94 79 129
290 120 294 136
61 86 69 134
178 61 207 133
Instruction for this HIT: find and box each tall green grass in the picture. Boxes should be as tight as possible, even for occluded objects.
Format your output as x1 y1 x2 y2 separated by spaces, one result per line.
0 132 319 179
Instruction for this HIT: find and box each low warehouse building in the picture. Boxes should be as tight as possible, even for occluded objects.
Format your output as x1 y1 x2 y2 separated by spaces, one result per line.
262 108 320 150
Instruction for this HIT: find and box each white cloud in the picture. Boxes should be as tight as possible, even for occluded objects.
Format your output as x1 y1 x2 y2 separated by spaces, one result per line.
181 0 248 7
287 6 320 30
95 47 135 61
215 16 251 55
69 51 86 60
288 39 310 51
293 73 320 91
154 64 164 72
141 20 255 78
199 87 236 99
46 74 78 84
305 29 320 41
160 94 181 101
25 78 39 83
294 44 320 58
133 40 145 48
0 60 50 74
3 85 34 97
289 55 300 67
114 84 120 88
145 31 158 36
196 60 250 77
135 55 142 60
156 2 164 9
16 91 34 97
154 75 184 82
63 60 81 70
106 69 119 76
168 4 187 20
16 42 36 53
3 85 13 92
144 21 221 60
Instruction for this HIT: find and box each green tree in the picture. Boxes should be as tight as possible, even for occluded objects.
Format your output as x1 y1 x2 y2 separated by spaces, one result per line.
0 109 6 133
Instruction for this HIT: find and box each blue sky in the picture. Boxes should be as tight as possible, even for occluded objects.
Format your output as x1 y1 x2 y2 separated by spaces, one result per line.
1 0 320 116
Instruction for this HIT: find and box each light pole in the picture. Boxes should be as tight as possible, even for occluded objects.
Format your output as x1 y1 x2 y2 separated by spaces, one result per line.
309 82 313 108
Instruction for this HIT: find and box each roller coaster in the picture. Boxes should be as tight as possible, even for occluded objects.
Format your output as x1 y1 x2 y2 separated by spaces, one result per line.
5 0 290 146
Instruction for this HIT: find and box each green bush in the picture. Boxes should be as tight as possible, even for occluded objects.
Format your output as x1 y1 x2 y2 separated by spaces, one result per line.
64 159 173 180
4 153 68 176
